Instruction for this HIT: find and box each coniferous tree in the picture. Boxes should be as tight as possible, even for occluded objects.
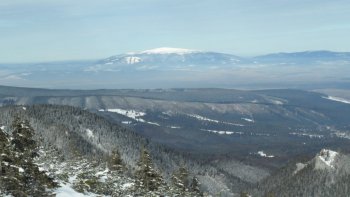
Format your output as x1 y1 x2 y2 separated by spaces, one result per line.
190 176 202 196
11 117 38 159
108 149 124 172
135 148 163 192
1 116 57 196
0 127 19 196
172 166 190 192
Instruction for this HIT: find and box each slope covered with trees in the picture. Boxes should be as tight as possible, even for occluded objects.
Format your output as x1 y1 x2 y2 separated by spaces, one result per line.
0 110 204 196
1 105 350 196
1 105 259 196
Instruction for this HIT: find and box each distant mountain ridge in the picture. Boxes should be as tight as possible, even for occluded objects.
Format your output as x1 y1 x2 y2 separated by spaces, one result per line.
1 48 350 89
256 50 350 58
253 50 350 64
88 48 350 72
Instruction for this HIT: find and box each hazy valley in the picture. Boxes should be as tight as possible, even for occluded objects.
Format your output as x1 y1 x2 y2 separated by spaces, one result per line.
1 84 350 196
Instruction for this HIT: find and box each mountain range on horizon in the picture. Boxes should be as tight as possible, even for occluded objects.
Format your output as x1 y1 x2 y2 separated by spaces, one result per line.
2 47 350 64
0 47 350 90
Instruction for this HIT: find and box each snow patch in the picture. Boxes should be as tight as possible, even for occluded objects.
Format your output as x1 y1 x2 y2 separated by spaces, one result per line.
289 132 324 139
294 163 307 174
188 114 244 126
121 183 134 190
99 109 146 122
272 100 283 105
200 129 243 135
140 47 198 55
242 118 254 123
125 56 141 64
332 131 350 140
257 151 275 158
55 183 88 197
188 114 219 123
146 121 160 126
322 96 350 104
99 109 159 126
85 129 94 138
121 121 132 125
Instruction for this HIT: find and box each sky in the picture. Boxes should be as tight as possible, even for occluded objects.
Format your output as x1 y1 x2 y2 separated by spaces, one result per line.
1 0 350 63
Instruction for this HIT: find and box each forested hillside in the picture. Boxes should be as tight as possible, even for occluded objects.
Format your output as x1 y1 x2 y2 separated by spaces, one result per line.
0 105 269 196
252 149 350 197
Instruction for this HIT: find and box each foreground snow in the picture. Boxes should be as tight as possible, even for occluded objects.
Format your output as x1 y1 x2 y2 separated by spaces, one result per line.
55 184 89 197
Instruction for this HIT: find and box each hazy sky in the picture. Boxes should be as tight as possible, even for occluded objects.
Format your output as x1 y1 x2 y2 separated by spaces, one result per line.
1 0 350 63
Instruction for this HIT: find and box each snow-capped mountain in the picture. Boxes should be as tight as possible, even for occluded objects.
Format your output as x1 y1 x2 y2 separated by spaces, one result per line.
86 47 247 72
2 49 350 89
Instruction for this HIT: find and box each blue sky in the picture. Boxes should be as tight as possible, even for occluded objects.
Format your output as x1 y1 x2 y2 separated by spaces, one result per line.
1 0 350 63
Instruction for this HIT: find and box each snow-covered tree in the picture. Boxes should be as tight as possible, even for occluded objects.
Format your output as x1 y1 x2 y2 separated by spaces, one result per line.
135 148 163 192
11 117 38 159
0 116 57 196
108 149 124 172
172 166 189 192
0 127 19 196
190 176 202 195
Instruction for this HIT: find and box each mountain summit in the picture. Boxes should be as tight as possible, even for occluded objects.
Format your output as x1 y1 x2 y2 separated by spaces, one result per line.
138 47 200 55
86 47 245 72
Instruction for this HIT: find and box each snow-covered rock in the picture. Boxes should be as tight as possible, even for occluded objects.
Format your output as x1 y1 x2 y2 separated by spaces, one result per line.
315 149 338 169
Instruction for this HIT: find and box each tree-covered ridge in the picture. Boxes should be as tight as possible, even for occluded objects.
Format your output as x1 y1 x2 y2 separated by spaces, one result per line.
0 111 203 196
0 105 258 196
